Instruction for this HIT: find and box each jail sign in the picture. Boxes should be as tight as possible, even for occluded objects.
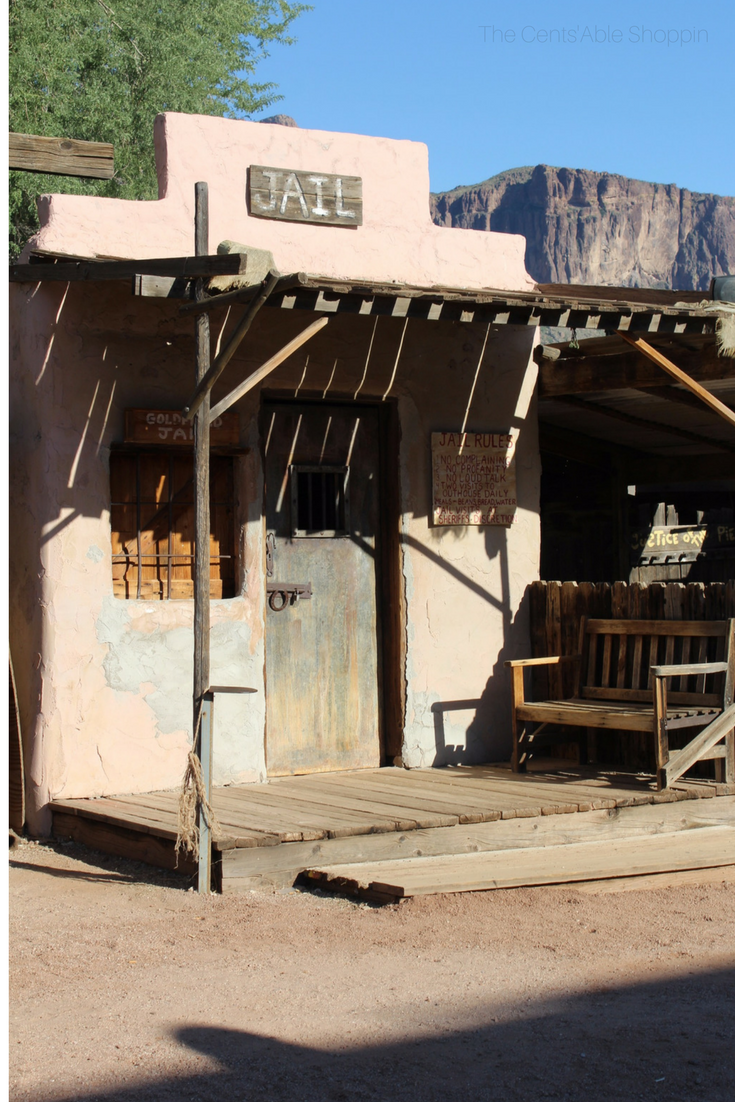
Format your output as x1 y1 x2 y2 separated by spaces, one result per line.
248 165 363 226
125 409 239 446
431 431 518 527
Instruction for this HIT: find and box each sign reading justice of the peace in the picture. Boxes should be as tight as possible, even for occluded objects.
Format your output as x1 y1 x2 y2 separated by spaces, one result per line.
431 431 518 527
248 165 363 226
125 409 239 446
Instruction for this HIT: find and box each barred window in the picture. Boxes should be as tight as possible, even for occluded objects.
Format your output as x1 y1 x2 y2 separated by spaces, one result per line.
110 451 235 599
291 465 350 537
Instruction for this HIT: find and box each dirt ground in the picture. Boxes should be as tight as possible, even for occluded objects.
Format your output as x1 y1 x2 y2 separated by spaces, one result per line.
9 836 735 1102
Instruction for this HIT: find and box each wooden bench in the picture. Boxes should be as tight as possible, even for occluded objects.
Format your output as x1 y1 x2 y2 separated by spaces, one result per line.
505 619 735 789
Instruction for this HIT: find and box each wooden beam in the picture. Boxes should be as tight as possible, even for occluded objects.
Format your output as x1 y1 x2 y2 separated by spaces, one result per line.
209 316 329 422
10 253 250 283
193 181 212 893
553 394 735 453
179 272 309 315
9 132 114 179
539 344 732 396
619 332 735 429
183 270 281 421
535 283 707 308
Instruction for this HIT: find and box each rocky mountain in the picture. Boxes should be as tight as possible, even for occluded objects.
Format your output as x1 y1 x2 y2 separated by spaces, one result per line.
431 165 735 291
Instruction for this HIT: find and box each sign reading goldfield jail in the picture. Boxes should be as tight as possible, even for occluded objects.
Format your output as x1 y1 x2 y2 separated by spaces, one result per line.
431 431 517 526
248 165 363 226
125 409 239 446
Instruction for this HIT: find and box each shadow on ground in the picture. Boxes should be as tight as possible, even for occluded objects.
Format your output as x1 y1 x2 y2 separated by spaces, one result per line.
10 838 192 889
32 966 735 1102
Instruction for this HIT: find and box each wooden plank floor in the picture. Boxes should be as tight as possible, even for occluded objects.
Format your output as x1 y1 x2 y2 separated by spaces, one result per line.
51 766 735 894
50 763 734 889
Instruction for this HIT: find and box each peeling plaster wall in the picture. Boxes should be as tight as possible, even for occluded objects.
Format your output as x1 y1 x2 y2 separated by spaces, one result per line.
11 115 541 833
10 281 268 835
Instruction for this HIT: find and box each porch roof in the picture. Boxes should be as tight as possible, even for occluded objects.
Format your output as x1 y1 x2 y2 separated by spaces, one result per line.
10 252 724 335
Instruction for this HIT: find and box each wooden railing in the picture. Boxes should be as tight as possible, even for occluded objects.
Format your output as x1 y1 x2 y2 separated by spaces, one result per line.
526 580 735 770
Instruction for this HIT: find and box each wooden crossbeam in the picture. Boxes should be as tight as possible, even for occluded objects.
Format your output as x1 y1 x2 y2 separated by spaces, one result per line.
179 272 308 315
619 332 735 429
9 132 114 178
10 254 249 283
539 344 731 396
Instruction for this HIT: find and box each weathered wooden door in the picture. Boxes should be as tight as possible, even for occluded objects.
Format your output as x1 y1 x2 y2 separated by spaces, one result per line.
263 402 382 774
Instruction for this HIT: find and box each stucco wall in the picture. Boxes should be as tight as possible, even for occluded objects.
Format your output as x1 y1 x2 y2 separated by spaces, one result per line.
11 282 539 832
11 114 540 834
28 113 533 293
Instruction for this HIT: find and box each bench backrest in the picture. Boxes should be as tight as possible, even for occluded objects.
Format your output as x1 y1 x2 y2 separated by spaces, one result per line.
578 618 734 708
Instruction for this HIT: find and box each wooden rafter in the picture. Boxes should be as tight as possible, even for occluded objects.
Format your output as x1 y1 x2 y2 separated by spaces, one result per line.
618 332 735 430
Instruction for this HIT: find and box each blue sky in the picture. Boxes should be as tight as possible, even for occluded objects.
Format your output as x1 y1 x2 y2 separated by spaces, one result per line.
253 0 734 196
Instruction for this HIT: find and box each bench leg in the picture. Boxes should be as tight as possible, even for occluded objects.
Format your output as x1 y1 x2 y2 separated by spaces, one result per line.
512 721 529 773
654 676 669 791
510 666 527 773
716 731 735 786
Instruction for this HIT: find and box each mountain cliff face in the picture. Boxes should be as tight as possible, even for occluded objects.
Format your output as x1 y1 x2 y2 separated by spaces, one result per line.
430 165 735 291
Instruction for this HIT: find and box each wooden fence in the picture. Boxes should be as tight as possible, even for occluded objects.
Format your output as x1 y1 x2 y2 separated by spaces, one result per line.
526 580 735 770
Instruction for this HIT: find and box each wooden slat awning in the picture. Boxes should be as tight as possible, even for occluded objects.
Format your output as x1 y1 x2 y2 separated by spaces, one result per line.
217 275 720 334
9 253 723 334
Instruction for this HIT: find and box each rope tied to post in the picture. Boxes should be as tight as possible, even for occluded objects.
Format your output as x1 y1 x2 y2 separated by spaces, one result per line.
176 704 223 863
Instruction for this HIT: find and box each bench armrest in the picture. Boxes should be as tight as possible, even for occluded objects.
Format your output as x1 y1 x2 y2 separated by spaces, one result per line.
505 655 580 668
651 662 728 678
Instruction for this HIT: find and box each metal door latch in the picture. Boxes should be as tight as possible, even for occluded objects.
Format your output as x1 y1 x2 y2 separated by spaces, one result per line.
266 532 276 578
267 581 313 611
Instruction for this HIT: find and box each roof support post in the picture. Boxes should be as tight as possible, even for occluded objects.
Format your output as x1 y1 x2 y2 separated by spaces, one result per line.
193 181 212 895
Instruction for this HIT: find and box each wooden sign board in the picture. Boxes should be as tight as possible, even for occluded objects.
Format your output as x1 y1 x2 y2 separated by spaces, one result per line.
629 524 735 564
125 409 239 446
431 431 517 527
248 165 362 226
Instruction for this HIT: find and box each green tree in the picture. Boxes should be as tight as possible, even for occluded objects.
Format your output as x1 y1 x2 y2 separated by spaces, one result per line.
9 0 308 257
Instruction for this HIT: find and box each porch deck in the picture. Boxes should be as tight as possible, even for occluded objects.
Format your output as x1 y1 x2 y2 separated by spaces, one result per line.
50 762 735 893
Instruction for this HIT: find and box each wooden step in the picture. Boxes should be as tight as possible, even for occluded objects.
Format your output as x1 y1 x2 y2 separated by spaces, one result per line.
305 825 735 902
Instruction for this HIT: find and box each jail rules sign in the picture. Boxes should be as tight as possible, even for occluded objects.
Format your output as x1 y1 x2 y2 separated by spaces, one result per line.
431 431 517 526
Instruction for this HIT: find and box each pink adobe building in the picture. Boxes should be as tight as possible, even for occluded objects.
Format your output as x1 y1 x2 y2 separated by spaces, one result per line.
10 114 541 836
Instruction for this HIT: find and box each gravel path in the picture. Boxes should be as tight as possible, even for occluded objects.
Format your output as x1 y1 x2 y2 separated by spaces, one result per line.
9 837 735 1102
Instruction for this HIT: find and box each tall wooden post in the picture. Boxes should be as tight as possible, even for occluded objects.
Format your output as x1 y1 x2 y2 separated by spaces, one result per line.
194 182 212 892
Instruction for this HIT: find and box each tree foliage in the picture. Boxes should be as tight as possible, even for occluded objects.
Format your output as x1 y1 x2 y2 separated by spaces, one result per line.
9 0 308 256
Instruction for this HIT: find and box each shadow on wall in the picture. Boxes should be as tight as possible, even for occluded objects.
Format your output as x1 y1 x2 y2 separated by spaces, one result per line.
38 966 735 1102
406 521 530 767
